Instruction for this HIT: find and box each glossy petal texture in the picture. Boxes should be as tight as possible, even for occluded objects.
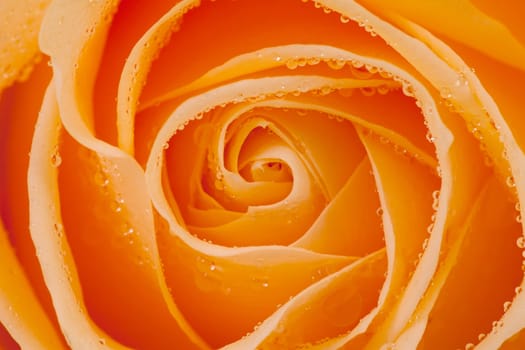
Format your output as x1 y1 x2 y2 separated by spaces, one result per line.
0 0 524 349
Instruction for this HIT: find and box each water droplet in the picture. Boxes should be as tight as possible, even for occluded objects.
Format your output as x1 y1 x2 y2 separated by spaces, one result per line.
295 57 307 67
376 207 384 217
326 58 346 70
312 266 329 280
306 57 321 65
478 333 486 341
350 66 373 79
286 59 299 70
503 301 512 312
517 214 522 223
432 190 440 210
492 320 503 330
322 6 332 14
515 286 523 294
506 176 516 188
471 127 483 140
364 64 378 74
377 84 390 95
516 236 525 249
402 83 415 97
251 275 270 289
123 226 135 236
339 15 350 23
379 69 393 79
319 85 333 96
112 195 124 213
194 256 221 292
296 109 308 117
364 24 377 37
94 171 109 187
465 343 474 350
98 338 106 345
440 87 452 99
360 86 376 96
426 130 435 143
51 149 62 167
54 222 64 235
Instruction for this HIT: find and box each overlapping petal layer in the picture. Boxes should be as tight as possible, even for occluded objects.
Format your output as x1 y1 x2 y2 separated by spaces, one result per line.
1 0 524 349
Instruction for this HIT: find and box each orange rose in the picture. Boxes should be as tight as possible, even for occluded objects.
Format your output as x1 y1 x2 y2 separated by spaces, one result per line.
1 0 525 349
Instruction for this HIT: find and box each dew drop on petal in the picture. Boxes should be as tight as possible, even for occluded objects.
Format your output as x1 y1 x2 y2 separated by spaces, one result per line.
440 87 452 99
426 130 435 144
50 150 62 168
422 238 429 250
516 236 525 249
503 301 512 312
506 176 516 188
326 58 346 70
360 86 376 97
286 59 299 70
377 84 390 95
339 14 350 23
307 57 321 65
432 190 440 210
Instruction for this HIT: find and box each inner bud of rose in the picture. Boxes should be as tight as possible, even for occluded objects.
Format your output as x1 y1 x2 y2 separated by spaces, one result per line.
239 159 292 183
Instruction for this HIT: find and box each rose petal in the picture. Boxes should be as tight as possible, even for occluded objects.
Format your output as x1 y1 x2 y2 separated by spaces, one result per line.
355 0 525 71
222 249 387 349
0 221 65 349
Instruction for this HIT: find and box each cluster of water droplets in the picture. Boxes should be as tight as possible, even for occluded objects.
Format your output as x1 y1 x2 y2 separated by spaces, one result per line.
192 254 278 295
299 0 380 37
281 54 397 97
360 126 426 168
